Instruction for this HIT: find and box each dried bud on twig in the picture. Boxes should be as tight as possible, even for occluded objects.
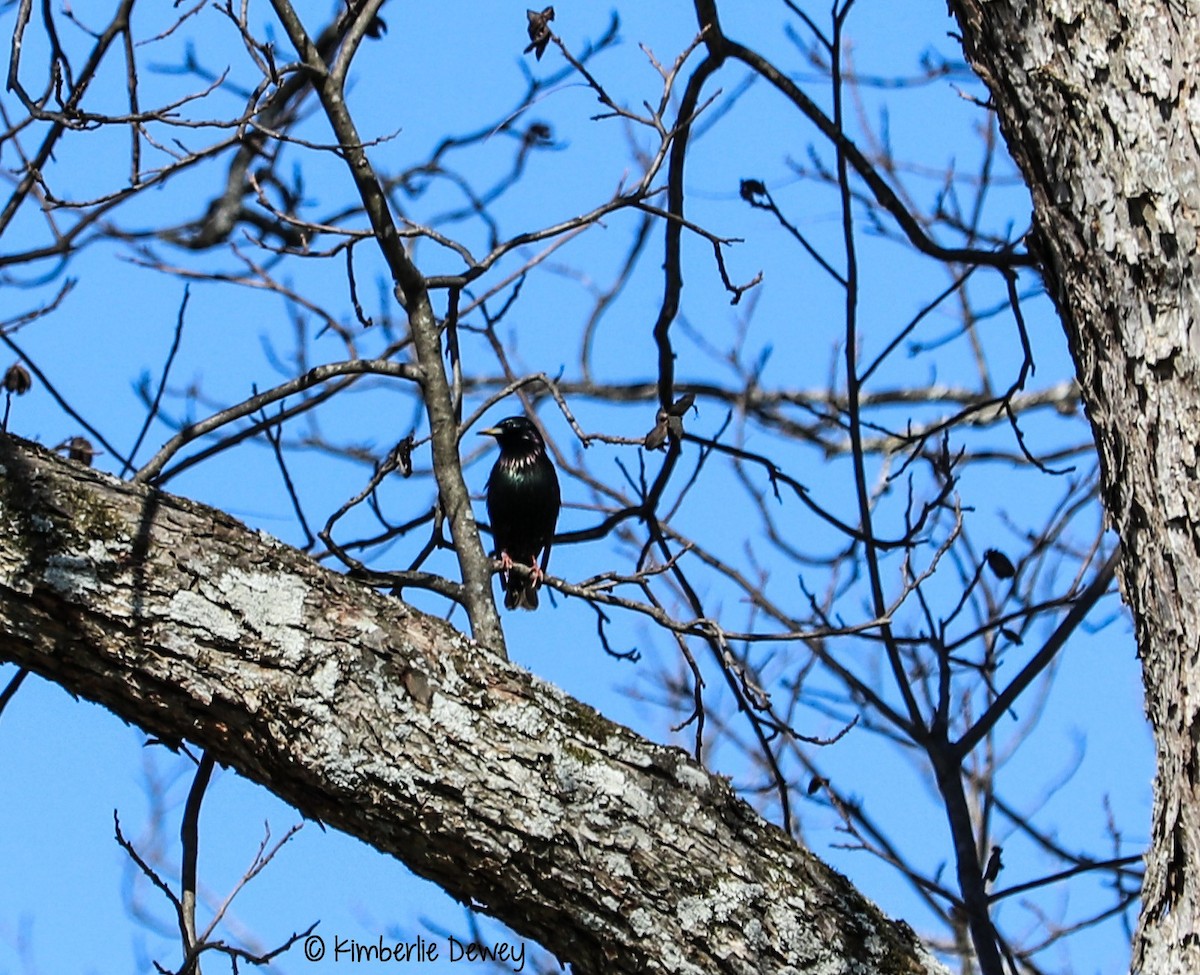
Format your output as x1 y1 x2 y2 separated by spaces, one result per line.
3 363 31 395
983 845 1003 884
525 122 553 146
394 435 414 478
644 414 670 451
58 436 97 467
644 393 697 450
984 548 1016 580
739 178 768 204
668 392 696 417
524 6 554 60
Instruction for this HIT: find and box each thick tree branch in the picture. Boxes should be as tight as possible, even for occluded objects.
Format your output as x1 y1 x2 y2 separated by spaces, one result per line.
0 434 942 975
948 2 1199 971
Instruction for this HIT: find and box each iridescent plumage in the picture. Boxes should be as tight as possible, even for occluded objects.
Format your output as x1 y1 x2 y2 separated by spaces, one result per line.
480 416 561 610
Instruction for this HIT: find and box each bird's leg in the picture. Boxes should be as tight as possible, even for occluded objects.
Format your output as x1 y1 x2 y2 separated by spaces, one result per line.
497 551 516 591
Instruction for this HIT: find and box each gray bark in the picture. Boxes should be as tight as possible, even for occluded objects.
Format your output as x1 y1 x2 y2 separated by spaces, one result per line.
0 434 944 975
949 3 1200 971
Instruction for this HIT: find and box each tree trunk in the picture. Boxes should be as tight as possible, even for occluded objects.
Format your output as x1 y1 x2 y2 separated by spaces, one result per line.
950 3 1200 971
0 434 942 975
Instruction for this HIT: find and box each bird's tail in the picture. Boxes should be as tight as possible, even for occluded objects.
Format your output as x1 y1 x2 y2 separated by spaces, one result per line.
504 574 538 611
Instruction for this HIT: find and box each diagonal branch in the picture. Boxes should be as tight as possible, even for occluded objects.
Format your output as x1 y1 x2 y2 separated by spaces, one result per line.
0 434 942 975
266 0 503 651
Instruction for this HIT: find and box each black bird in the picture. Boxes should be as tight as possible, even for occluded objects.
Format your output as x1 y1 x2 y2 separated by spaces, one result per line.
480 416 561 610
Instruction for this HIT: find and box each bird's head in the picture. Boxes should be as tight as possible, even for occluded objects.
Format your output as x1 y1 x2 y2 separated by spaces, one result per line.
479 416 546 457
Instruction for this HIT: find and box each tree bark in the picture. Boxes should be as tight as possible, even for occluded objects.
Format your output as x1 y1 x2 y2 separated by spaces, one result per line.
949 3 1200 971
0 435 943 975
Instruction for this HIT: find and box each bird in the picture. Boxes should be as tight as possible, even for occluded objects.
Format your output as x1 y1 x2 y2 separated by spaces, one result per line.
480 416 561 610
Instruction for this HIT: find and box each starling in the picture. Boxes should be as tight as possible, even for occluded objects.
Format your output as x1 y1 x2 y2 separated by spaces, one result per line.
480 416 561 610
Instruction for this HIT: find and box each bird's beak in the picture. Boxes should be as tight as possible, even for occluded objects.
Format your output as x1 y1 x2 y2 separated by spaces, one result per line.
479 427 501 438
